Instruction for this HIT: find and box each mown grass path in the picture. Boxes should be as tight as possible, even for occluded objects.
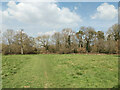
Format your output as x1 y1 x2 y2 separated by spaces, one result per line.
5 55 54 88
2 54 118 88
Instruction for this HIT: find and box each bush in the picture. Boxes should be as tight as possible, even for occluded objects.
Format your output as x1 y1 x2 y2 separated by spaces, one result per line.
2 44 9 55
49 45 56 53
59 48 72 54
77 48 86 53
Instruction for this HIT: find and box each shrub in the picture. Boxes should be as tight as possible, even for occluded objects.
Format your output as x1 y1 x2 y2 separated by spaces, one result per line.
77 48 86 53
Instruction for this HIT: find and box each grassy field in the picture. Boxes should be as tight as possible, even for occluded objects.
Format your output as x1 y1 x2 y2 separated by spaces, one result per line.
2 54 118 88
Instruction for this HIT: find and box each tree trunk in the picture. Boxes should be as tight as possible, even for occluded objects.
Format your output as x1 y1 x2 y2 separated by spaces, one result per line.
21 46 24 54
8 45 11 54
20 29 24 54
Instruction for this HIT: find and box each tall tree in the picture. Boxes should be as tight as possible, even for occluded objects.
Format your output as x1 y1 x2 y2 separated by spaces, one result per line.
97 31 104 40
76 27 84 48
52 32 61 51
84 27 96 52
62 28 74 49
36 35 50 51
96 31 105 53
3 29 15 54
106 24 118 53
14 29 32 54
107 24 119 41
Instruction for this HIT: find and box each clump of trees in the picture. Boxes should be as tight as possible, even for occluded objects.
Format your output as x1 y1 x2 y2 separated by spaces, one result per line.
1 24 119 55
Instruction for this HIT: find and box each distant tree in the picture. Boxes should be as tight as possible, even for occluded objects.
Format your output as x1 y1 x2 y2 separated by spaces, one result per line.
61 28 75 53
14 30 35 54
96 31 105 53
52 32 61 51
13 29 24 54
105 24 118 54
76 27 84 48
36 35 50 51
84 27 96 52
97 31 104 40
107 24 119 41
62 28 74 49
2 29 15 54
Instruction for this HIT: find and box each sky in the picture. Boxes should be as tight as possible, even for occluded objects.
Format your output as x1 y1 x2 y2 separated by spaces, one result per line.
0 1 118 37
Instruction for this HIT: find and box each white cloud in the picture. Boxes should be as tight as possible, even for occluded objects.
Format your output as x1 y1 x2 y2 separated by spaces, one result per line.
2 1 82 27
74 6 78 10
0 10 2 23
38 30 56 36
19 0 56 2
91 3 117 20
0 9 2 33
119 7 120 24
16 30 26 34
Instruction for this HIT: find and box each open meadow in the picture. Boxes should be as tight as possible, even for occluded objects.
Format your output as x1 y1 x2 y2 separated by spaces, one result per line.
2 54 118 88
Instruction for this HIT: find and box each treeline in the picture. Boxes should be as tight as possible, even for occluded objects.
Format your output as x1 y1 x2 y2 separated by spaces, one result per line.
1 24 119 55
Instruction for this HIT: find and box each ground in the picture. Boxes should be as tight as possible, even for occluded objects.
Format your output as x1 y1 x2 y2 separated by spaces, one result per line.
2 54 118 88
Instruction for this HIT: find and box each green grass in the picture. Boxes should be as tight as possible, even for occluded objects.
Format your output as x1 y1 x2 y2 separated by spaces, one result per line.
2 54 118 88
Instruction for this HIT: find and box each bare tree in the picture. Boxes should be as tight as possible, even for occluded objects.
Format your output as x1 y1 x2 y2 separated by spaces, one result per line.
107 24 119 41
14 29 33 54
3 29 15 54
62 28 74 49
52 32 61 51
36 35 50 51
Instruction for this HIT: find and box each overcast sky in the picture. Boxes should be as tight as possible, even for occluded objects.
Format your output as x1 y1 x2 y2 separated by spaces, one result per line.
0 1 118 36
